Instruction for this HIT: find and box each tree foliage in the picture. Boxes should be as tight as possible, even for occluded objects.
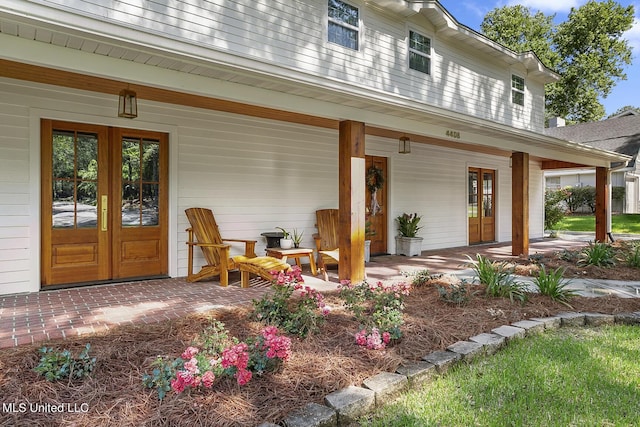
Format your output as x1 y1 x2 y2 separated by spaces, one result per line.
544 189 568 230
482 5 559 69
608 105 640 118
481 0 635 123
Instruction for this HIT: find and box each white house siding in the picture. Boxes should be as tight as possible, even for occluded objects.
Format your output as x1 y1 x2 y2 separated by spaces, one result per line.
0 98 31 296
545 170 626 189
17 0 545 133
175 111 341 276
365 136 532 251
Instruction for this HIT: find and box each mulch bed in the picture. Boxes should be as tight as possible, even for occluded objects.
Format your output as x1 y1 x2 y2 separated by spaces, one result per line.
510 240 640 280
1 272 639 426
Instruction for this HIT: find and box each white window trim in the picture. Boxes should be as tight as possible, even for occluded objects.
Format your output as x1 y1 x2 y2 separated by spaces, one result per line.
407 28 432 76
511 73 525 107
327 0 361 51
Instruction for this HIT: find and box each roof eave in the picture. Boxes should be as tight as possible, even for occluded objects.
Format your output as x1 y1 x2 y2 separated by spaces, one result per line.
368 0 559 83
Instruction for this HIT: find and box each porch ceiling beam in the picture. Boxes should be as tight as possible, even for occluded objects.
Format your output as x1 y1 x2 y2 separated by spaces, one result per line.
541 160 589 170
0 58 339 130
366 126 511 158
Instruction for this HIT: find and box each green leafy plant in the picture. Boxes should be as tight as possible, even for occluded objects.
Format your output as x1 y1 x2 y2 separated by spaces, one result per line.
401 269 435 287
544 188 568 231
252 267 327 337
558 248 579 263
292 228 304 246
34 343 96 382
142 356 183 400
198 319 238 354
533 266 577 308
338 280 411 344
578 241 616 267
275 227 290 239
623 245 640 268
436 279 478 306
466 254 527 303
396 213 422 237
365 220 376 239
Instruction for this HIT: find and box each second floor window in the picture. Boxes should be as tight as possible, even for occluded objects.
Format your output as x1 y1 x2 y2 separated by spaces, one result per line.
409 30 431 75
512 74 525 106
328 0 359 50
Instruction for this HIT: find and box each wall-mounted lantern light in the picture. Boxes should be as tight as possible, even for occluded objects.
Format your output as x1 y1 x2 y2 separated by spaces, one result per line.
398 136 411 154
118 88 138 118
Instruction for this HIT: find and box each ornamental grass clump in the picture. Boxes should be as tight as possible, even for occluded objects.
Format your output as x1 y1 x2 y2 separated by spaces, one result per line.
533 266 577 308
578 241 616 267
466 254 527 303
338 280 411 349
621 242 640 268
252 266 328 338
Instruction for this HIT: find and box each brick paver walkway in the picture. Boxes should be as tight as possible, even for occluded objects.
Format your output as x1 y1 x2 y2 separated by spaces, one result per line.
0 277 271 349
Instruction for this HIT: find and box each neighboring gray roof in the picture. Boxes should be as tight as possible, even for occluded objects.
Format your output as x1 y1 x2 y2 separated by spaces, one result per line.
545 114 640 168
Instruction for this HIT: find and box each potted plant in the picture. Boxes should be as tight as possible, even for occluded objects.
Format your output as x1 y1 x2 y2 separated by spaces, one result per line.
292 229 304 248
276 227 293 249
395 213 423 256
364 220 375 263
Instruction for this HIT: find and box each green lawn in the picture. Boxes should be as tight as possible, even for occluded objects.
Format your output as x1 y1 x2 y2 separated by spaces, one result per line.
556 214 640 234
361 326 640 427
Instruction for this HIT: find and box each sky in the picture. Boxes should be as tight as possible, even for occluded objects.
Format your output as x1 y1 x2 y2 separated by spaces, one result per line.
438 0 640 117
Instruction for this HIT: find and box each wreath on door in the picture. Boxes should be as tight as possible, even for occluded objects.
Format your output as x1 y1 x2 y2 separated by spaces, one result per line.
366 165 384 216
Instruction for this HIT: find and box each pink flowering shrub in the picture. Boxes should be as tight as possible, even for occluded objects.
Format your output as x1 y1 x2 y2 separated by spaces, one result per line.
355 328 391 350
339 280 411 349
252 266 328 337
143 322 292 398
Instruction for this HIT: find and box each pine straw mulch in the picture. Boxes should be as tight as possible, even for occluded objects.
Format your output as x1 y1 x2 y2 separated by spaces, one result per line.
509 240 640 280
2 273 640 427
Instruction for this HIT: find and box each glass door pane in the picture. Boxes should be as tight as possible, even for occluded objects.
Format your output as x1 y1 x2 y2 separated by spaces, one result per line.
121 138 160 227
468 171 478 218
52 130 98 229
483 172 493 218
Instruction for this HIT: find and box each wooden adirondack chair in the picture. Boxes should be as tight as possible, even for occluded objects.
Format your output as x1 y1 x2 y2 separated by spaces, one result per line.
313 209 340 281
185 208 291 287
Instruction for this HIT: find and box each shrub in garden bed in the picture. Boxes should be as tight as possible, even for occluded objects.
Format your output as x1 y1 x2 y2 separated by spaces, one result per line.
142 321 291 399
338 280 411 349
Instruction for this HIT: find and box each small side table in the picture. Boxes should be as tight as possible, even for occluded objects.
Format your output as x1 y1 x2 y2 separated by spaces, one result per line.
265 247 317 276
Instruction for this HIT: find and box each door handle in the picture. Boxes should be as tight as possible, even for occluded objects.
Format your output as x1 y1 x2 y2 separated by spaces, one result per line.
101 195 108 231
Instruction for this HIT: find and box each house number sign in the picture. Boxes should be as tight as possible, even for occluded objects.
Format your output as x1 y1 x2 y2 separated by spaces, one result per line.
446 130 461 139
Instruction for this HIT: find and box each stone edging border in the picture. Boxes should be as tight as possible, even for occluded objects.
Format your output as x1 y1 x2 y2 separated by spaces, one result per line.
258 311 640 427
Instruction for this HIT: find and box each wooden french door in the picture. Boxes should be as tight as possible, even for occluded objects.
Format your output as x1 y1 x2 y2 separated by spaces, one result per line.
468 168 495 244
41 120 168 287
365 155 388 255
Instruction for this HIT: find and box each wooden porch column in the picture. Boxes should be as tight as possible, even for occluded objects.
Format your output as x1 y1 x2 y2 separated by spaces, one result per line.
595 166 609 242
338 120 366 282
511 152 529 256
